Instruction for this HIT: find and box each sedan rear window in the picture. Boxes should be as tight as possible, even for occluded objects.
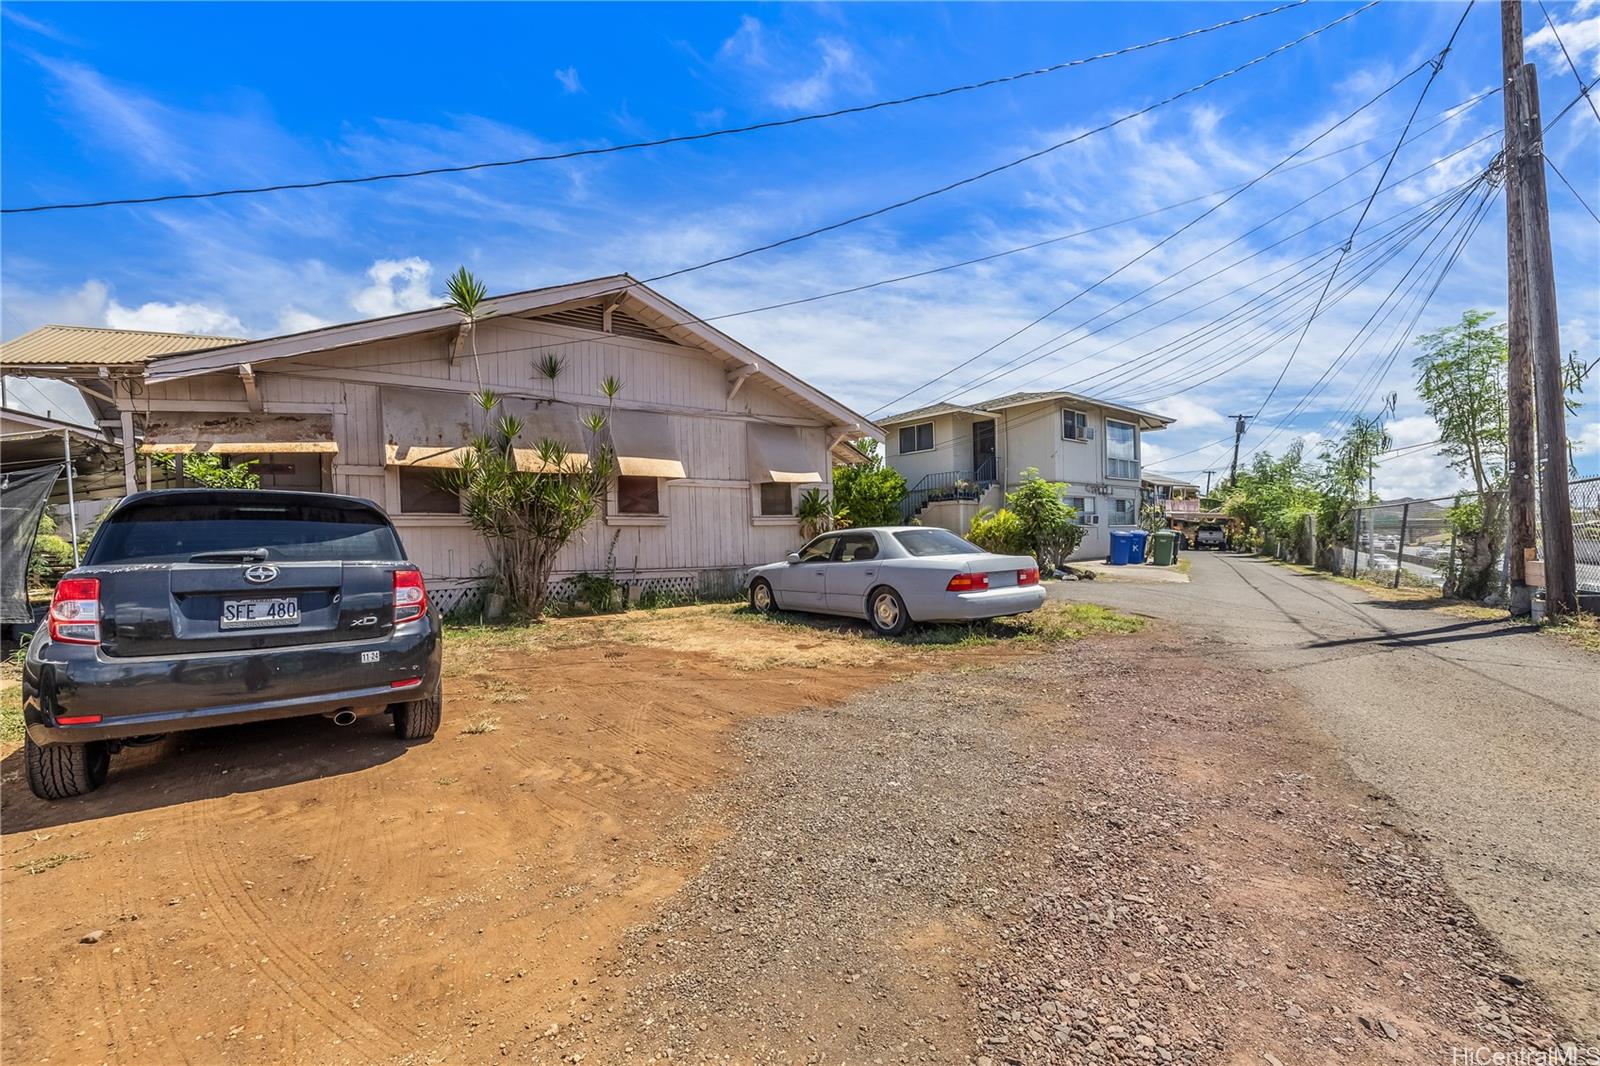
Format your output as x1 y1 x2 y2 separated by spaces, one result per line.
893 529 985 557
86 499 404 564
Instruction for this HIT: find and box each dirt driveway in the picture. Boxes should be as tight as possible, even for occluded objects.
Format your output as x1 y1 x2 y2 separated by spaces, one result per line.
0 601 1579 1064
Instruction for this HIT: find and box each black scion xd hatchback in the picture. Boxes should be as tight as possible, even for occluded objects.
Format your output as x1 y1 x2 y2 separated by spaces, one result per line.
21 489 443 800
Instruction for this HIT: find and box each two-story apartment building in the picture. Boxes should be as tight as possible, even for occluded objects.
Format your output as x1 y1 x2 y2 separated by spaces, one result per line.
881 390 1174 561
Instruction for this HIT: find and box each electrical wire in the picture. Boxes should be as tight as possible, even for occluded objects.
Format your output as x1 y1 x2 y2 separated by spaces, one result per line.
1536 0 1600 128
2 0 1318 216
1546 156 1600 224
1248 0 1475 420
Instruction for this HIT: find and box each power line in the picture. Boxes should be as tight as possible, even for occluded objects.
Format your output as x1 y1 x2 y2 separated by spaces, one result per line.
642 1 1381 287
920 113 1499 409
1547 156 1600 224
1535 0 1600 127
1248 0 1474 420
1 1 1321 217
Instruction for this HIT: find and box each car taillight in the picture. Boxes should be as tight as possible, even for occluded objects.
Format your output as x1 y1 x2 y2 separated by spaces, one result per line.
946 572 990 592
49 577 101 645
393 568 427 624
1018 567 1040 586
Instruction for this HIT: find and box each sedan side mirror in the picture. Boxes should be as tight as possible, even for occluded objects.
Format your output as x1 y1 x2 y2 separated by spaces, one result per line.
786 553 801 564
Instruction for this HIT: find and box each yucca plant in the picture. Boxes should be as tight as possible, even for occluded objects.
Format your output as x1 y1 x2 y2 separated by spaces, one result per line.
439 372 618 617
445 266 490 394
796 487 837 540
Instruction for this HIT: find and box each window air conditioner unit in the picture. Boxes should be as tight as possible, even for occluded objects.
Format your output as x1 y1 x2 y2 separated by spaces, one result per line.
1086 428 1096 440
1088 514 1101 525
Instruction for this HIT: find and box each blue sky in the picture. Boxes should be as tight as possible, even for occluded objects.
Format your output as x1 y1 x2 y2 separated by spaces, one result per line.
3 0 1597 496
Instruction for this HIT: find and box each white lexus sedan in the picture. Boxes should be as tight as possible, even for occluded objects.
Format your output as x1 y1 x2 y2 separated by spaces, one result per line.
745 526 1046 637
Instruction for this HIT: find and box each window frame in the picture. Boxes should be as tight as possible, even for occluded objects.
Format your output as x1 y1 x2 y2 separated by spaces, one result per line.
606 474 670 526
897 421 935 454
1061 409 1089 442
796 534 840 563
396 466 463 516
1104 418 1140 481
1109 496 1139 526
757 481 795 518
1064 495 1094 525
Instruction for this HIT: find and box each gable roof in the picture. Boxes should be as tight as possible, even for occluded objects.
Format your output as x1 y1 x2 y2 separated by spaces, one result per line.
0 324 244 368
879 389 1172 429
142 274 881 437
1140 471 1201 491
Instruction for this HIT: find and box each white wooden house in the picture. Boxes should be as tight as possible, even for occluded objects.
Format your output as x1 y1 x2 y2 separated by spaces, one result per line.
880 390 1173 561
2 276 880 610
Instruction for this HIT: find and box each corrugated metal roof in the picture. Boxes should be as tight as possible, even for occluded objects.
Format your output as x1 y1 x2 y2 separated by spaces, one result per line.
0 325 244 367
1141 471 1201 490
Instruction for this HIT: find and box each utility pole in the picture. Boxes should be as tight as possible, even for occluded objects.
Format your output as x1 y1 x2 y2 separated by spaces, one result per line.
1226 415 1250 485
1202 470 1215 496
1501 0 1539 616
1508 60 1578 614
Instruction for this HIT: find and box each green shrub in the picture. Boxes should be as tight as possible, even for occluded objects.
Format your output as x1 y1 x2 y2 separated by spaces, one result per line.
968 508 1027 555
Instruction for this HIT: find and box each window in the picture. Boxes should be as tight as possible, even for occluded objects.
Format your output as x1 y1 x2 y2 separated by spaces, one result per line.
399 467 460 514
892 528 985 557
1105 419 1139 480
1110 497 1138 526
1064 496 1094 524
181 453 323 490
759 482 793 516
1062 409 1088 441
797 535 838 562
897 421 935 454
834 533 879 562
616 475 661 516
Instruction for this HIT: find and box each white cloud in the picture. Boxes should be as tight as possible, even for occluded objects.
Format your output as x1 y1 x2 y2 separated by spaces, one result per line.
1526 3 1600 78
351 258 436 318
770 38 870 110
717 16 767 67
553 66 583 94
276 308 334 334
104 298 245 336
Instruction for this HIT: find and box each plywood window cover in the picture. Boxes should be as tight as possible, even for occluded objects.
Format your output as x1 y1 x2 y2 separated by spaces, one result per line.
382 387 590 472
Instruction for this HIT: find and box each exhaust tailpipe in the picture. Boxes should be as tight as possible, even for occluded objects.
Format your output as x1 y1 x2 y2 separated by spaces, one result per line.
330 710 357 727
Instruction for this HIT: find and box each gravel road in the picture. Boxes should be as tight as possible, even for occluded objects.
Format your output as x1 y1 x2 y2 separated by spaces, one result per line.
1051 552 1600 1038
571 622 1573 1064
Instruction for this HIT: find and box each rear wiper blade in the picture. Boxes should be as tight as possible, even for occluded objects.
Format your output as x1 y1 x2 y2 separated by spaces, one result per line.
189 548 270 563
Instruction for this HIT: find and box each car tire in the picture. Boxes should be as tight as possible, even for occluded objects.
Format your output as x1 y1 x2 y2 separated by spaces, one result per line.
749 578 776 614
25 736 110 801
393 679 442 741
867 586 910 638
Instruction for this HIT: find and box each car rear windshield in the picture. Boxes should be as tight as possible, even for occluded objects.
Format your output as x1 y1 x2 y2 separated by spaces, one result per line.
892 529 985 557
85 499 404 564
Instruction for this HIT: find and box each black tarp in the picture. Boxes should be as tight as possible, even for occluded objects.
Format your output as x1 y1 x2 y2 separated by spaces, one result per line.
1 464 63 624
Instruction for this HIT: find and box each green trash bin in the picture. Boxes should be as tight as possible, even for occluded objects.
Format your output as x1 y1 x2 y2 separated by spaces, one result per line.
1151 529 1178 566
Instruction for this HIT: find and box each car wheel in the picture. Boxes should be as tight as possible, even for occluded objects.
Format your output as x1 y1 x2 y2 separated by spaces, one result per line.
749 578 776 614
25 736 110 801
393 679 442 741
867 586 910 638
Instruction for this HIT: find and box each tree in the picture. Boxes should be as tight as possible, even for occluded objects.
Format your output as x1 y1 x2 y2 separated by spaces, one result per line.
1412 310 1507 598
967 508 1027 555
1004 468 1084 570
1316 410 1392 560
151 453 261 489
437 267 618 617
830 438 907 527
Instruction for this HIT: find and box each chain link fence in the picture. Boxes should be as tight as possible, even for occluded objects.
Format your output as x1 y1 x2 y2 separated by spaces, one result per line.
1343 491 1506 596
1569 476 1600 596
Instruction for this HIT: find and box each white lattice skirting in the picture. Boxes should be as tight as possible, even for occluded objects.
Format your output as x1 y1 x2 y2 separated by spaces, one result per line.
430 569 745 617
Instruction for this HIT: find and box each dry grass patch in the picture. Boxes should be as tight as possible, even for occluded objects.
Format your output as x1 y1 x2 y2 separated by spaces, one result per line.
1541 612 1600 653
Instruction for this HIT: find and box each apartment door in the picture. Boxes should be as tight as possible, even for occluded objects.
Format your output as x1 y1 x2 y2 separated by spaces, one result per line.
972 420 997 481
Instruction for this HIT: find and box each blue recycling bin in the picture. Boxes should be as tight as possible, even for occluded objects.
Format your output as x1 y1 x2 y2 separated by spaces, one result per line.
1129 530 1149 564
1109 530 1136 566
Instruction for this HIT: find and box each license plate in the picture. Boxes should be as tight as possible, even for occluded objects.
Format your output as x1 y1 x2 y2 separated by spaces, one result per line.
220 596 300 630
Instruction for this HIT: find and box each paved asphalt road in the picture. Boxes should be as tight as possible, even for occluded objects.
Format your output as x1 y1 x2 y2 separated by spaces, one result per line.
1051 553 1600 1038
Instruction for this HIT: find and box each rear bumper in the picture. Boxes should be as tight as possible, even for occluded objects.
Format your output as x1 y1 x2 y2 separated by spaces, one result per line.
917 584 1047 621
23 623 439 745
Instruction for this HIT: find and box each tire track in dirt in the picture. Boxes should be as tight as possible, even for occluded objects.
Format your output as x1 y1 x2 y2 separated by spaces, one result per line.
177 787 407 1061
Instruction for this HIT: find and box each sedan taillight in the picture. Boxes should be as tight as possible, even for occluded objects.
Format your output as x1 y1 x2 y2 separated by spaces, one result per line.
946 572 990 592
393 568 427 624
50 577 101 645
1018 567 1040 586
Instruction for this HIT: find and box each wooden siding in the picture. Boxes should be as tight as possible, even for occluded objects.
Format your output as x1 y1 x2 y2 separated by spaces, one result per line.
131 315 834 586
